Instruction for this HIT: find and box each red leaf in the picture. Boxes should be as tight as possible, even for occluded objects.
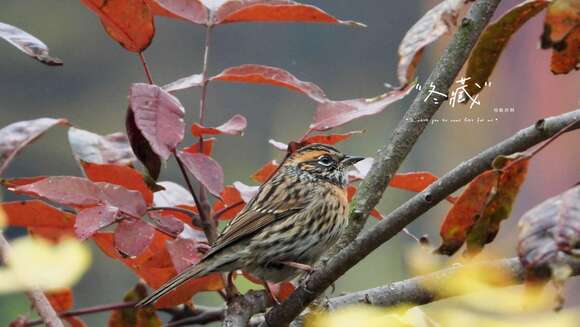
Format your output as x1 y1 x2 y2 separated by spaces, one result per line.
310 87 412 131
162 73 204 92
0 118 67 175
251 160 278 183
213 185 246 220
152 0 208 24
129 83 185 160
114 219 155 257
153 181 194 207
65 317 87 327
166 237 205 273
126 108 161 180
45 289 73 313
81 161 154 205
183 138 215 156
149 211 185 237
211 64 327 102
81 0 155 52
68 127 136 166
190 114 247 137
75 205 120 240
176 151 224 198
213 0 365 26
389 172 440 193
0 22 63 65
11 176 147 217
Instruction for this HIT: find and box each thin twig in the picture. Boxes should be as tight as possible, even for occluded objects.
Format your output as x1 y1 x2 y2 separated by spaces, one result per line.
0 233 64 327
25 301 137 326
138 52 154 84
212 201 244 220
261 0 504 325
164 305 225 326
148 207 203 228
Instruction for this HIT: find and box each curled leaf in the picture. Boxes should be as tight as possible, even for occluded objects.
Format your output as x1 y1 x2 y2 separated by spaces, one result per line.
190 114 247 137
162 73 204 92
0 22 63 65
68 127 136 166
310 86 412 131
397 0 469 85
0 118 67 175
126 108 161 180
211 64 327 102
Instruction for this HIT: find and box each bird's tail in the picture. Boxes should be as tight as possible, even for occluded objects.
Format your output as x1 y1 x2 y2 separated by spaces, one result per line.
136 259 214 308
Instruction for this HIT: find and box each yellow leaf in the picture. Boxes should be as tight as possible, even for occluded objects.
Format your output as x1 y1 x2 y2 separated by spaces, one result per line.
0 237 91 293
0 206 6 228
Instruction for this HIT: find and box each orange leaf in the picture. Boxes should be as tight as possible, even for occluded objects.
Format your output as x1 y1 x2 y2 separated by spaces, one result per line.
2 201 75 240
436 170 499 255
212 186 244 220
81 0 155 52
251 160 279 183
81 161 153 205
65 317 88 327
183 138 215 156
45 288 73 313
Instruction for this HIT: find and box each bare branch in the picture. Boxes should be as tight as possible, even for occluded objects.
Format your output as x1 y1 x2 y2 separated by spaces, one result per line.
0 233 64 327
326 257 580 310
223 291 273 327
261 0 504 325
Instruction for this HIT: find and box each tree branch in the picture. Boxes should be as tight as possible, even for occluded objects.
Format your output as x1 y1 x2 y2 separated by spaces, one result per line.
0 233 64 327
325 257 580 310
261 0 504 325
223 290 274 327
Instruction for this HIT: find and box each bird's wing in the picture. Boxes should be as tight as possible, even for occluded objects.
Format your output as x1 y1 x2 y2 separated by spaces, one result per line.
205 180 310 258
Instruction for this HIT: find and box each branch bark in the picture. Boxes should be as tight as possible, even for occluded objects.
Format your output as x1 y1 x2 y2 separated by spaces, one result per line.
261 0 504 325
223 291 273 327
325 257 580 310
0 233 64 327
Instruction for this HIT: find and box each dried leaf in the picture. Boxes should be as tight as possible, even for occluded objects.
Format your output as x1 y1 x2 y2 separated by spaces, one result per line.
465 0 550 97
436 170 499 255
81 0 155 52
310 87 412 131
540 0 580 74
68 127 136 166
108 283 162 327
465 155 530 255
0 22 62 65
211 64 327 102
176 151 224 198
129 83 186 160
397 0 468 85
162 73 204 92
114 219 155 257
126 108 161 180
0 118 67 175
190 114 247 137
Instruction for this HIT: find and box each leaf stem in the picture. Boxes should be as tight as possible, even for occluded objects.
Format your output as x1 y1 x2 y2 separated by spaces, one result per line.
25 301 137 326
138 52 154 84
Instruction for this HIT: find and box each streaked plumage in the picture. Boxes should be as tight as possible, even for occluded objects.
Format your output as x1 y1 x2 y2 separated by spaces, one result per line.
137 143 363 307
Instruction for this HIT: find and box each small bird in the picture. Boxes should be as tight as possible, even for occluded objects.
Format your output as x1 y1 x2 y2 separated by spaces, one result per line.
137 143 364 307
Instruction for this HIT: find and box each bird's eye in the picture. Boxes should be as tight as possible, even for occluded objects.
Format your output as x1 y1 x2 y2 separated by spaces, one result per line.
318 155 333 166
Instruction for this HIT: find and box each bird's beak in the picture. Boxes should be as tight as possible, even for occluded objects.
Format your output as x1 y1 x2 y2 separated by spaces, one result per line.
342 155 365 166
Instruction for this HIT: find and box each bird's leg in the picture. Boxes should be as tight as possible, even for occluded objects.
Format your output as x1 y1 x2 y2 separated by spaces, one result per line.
279 261 314 273
262 280 281 305
225 272 240 301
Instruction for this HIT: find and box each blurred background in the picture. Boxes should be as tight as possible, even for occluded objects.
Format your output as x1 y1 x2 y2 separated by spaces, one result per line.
0 0 578 325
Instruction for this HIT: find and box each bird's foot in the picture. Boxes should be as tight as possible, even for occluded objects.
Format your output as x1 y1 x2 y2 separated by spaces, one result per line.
262 280 281 305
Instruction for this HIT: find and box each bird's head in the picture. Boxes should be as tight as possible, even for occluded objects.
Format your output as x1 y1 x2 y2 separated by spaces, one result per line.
283 143 365 187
